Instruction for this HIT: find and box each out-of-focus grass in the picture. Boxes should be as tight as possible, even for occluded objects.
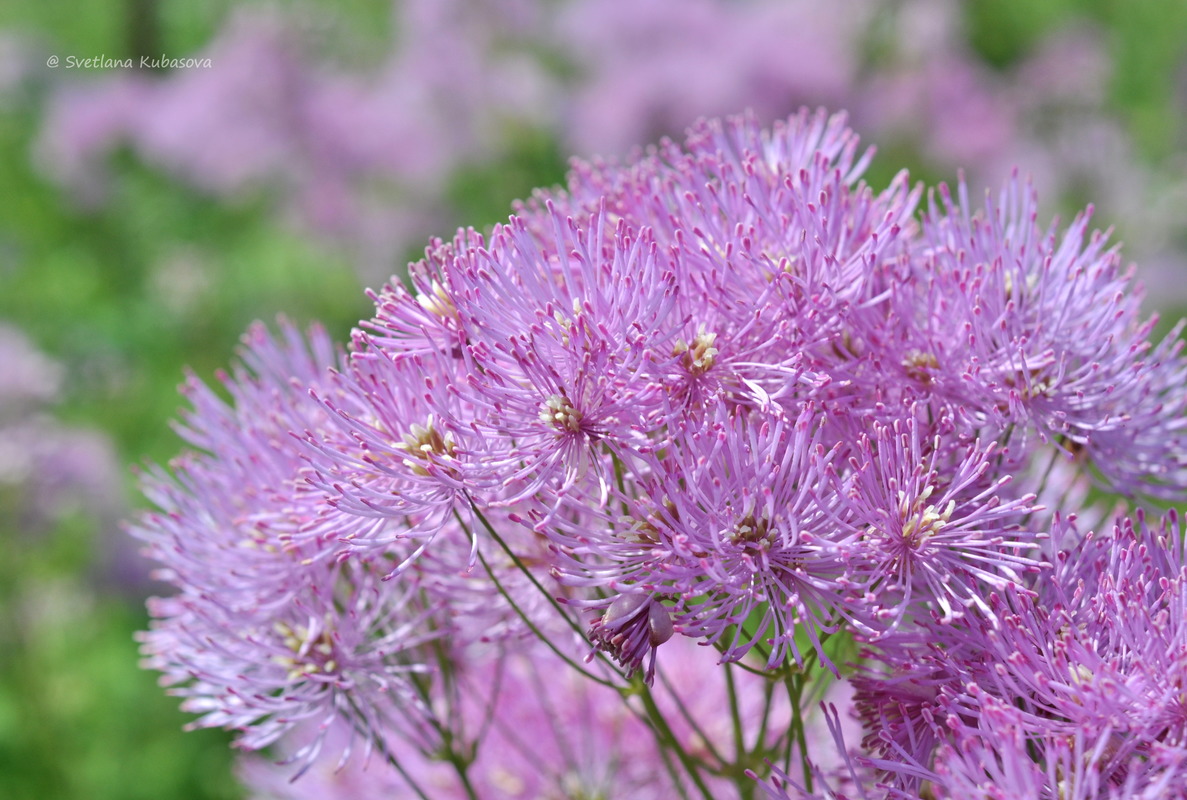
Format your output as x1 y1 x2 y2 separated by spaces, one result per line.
0 156 364 456
0 487 244 800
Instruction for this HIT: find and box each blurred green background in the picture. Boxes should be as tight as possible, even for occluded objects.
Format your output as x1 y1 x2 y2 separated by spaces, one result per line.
2 1 1187 797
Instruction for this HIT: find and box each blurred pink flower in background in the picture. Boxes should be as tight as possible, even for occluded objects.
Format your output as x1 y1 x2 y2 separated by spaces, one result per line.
0 325 132 586
37 77 153 206
552 0 867 156
0 324 61 410
30 0 1187 302
36 1 555 282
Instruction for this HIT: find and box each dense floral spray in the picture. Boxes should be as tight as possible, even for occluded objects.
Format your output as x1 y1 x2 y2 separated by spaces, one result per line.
133 109 1187 799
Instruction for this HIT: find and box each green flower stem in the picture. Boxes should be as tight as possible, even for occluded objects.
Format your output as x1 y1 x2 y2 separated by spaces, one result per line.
754 674 779 766
724 662 758 800
442 745 481 800
465 496 726 797
725 662 746 755
657 666 728 770
635 677 718 800
653 734 695 800
784 669 813 793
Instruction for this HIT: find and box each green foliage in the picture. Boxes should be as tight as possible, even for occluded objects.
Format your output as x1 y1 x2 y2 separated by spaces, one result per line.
1097 0 1187 159
0 127 367 465
445 122 570 233
968 0 1187 161
0 597 244 800
965 0 1082 69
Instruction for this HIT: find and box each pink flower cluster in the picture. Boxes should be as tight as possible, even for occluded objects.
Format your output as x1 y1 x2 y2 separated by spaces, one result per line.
134 110 1187 798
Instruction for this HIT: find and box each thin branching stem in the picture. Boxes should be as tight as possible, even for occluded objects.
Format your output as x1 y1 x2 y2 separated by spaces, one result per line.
725 661 759 799
345 695 433 800
637 679 718 800
463 498 631 677
472 544 619 688
656 666 729 771
467 499 592 638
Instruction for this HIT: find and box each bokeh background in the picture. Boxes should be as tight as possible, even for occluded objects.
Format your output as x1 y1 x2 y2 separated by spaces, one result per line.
2 1 1187 797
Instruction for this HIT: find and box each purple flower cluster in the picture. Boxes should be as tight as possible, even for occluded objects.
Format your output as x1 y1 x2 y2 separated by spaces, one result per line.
134 110 1187 798
835 512 1187 799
